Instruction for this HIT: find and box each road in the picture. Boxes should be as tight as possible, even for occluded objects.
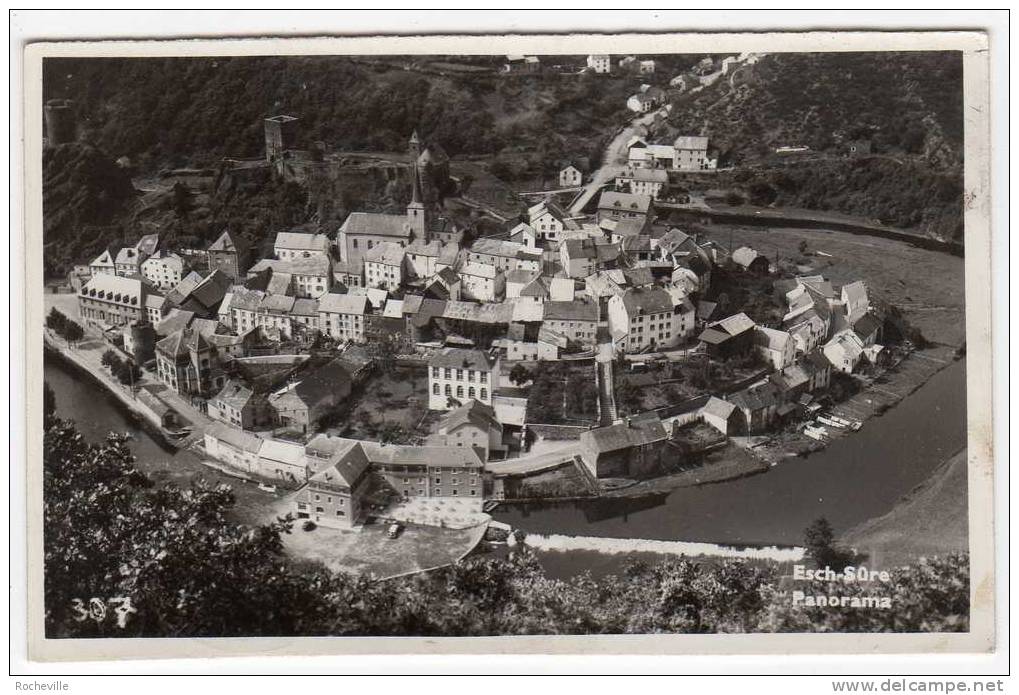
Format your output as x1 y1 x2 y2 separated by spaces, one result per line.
568 105 670 215
44 291 215 447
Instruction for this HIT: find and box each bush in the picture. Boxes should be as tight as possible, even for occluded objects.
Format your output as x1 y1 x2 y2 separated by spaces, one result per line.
302 521 316 532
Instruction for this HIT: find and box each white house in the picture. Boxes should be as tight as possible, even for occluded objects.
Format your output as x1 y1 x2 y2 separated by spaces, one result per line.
559 165 583 188
428 348 499 411
458 261 505 302
527 200 568 244
114 246 147 277
89 249 117 277
403 238 443 280
822 329 866 374
508 221 538 249
318 293 369 343
363 241 406 292
672 136 712 171
754 326 796 371
274 231 331 261
615 166 669 199
587 54 611 73
560 237 600 279
608 286 695 353
141 251 186 290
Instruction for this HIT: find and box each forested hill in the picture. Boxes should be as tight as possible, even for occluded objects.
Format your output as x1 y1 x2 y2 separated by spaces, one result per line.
41 55 655 176
666 51 965 241
670 51 963 169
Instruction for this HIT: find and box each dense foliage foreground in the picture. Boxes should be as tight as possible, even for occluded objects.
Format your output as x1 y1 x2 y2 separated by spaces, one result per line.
43 391 969 638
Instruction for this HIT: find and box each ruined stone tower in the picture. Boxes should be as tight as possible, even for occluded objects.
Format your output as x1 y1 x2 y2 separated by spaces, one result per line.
44 99 77 146
264 115 298 163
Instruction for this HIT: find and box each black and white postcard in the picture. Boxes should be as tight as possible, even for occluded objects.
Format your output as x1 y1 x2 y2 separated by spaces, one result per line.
19 28 996 662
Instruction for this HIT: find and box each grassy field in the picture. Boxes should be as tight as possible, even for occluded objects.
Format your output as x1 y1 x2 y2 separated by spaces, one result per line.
842 448 968 567
697 223 967 347
323 365 437 443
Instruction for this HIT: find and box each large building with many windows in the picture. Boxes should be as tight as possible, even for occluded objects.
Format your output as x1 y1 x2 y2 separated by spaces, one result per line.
77 274 147 328
427 347 499 411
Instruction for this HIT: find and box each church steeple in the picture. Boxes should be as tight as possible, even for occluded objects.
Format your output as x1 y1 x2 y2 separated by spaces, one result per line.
406 161 428 240
409 129 422 164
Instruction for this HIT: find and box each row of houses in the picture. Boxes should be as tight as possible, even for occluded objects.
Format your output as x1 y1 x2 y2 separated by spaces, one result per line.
204 397 503 528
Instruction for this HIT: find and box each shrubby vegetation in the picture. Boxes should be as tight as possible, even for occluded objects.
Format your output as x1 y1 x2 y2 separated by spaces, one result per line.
44 411 969 637
45 308 85 344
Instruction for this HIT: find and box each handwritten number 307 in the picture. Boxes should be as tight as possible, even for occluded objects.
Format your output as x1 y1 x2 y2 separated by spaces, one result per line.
70 597 137 628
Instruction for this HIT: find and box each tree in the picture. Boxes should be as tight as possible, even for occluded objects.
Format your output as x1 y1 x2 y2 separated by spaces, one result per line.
101 350 119 370
46 308 67 333
803 517 853 572
797 240 809 256
63 320 85 344
115 360 141 387
508 363 531 386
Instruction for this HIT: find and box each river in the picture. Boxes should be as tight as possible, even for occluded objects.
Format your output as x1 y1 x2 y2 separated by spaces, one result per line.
44 353 967 579
44 353 274 525
495 358 967 576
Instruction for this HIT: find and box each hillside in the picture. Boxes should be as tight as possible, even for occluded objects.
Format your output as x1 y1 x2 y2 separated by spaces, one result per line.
666 51 965 240
43 55 686 181
42 142 138 275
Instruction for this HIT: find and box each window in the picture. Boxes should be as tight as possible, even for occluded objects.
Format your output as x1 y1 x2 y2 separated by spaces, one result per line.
480 372 488 384
444 368 452 379
315 507 324 513
445 384 452 396
433 383 440 395
435 478 441 484
468 387 476 398
468 370 475 382
456 369 463 380
432 367 440 378
336 510 345 516
480 388 488 400
456 386 464 398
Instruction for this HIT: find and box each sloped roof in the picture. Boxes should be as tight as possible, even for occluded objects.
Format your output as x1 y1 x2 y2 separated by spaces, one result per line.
155 309 196 337
519 277 550 298
543 299 598 322
429 347 496 371
206 421 263 454
340 212 411 238
619 287 673 315
208 230 249 254
364 241 406 266
598 191 652 214
307 440 370 488
710 312 756 337
318 293 368 315
439 399 501 434
274 230 330 252
213 379 255 411
731 246 763 269
292 298 319 316
228 287 265 312
269 358 352 411
853 312 882 340
581 416 667 455
702 396 736 420
673 135 709 150
754 326 793 352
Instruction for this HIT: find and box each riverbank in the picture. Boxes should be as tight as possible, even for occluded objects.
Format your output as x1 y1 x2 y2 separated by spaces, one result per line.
842 447 968 568
43 335 176 449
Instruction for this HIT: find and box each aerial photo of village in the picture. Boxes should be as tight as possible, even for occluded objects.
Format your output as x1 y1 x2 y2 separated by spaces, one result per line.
41 49 971 637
